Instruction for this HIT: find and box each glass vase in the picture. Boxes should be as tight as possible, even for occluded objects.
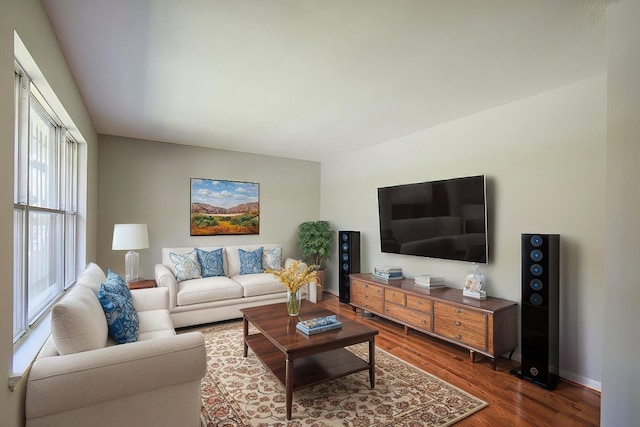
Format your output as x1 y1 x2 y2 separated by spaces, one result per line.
465 263 485 292
287 289 301 316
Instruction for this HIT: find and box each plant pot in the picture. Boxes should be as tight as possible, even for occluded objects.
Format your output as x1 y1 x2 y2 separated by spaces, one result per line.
308 281 318 303
315 269 325 302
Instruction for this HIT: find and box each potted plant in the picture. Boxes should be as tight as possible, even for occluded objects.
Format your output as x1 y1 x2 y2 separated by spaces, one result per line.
298 221 334 301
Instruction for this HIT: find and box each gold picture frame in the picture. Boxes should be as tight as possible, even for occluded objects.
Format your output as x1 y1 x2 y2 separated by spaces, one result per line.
190 178 260 236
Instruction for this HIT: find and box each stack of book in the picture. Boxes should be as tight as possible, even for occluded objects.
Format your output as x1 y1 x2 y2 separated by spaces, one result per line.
414 275 445 289
296 315 342 335
373 266 403 282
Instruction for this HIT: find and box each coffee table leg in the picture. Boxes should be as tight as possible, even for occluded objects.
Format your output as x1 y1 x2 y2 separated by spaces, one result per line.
286 356 293 420
243 316 248 357
369 338 376 389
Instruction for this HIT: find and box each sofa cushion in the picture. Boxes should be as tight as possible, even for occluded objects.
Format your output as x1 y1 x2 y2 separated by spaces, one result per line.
239 247 264 275
196 248 225 277
232 273 287 297
51 285 109 355
169 250 202 282
262 246 283 270
177 276 243 306
98 271 139 343
194 244 280 277
137 310 176 341
75 262 107 294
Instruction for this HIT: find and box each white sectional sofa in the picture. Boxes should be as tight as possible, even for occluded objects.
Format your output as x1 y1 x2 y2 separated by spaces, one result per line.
155 243 307 328
25 263 206 427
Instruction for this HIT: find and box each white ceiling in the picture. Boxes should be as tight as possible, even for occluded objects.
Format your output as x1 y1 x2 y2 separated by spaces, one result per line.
41 0 605 162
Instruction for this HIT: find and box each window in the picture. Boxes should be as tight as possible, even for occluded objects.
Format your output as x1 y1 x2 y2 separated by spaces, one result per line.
13 63 78 343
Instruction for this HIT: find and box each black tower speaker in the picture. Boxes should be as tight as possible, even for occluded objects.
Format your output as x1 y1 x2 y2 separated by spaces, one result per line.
338 231 360 303
518 233 560 390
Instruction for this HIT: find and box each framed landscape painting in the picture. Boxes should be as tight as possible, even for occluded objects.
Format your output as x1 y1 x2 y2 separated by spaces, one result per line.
190 178 260 236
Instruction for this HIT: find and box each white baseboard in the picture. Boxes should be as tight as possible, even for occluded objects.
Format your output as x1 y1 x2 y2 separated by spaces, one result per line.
508 350 601 392
559 369 601 392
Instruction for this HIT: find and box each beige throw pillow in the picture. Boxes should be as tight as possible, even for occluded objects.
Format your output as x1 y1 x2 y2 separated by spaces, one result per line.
75 262 107 294
51 285 109 355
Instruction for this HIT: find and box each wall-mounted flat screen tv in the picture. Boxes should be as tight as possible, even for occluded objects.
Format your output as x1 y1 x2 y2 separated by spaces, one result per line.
377 175 488 263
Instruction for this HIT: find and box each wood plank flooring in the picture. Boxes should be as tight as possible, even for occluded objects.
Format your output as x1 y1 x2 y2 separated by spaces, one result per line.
317 293 600 426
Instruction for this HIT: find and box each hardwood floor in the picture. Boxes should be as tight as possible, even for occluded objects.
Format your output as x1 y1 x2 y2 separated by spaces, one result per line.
317 293 601 426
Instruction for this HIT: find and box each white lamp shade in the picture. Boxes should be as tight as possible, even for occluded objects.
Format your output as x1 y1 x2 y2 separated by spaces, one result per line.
112 224 149 250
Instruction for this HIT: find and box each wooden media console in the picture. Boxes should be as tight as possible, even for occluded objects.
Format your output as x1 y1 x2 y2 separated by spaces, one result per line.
349 273 518 369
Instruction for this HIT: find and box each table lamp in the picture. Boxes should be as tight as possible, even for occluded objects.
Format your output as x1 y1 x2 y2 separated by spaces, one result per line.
112 224 149 282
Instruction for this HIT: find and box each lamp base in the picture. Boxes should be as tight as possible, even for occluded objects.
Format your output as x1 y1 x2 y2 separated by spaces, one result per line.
124 249 140 282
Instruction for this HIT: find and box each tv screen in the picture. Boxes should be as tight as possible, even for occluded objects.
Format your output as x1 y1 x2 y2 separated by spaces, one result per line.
377 175 488 263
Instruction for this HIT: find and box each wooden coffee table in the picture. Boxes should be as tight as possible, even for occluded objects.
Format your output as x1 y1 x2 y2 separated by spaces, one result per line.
241 300 378 420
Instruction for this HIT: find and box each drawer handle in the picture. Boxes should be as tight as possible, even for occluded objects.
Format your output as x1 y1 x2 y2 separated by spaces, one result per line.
455 334 462 340
456 309 461 314
455 321 461 326
418 300 422 305
365 284 369 288
392 292 396 297
421 320 427 325
365 295 368 299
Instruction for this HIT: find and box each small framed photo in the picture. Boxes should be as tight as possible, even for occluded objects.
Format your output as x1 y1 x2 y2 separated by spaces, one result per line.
190 178 260 236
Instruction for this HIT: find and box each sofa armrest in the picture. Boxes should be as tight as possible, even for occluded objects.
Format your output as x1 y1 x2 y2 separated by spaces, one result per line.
130 287 169 312
26 332 206 420
155 264 178 309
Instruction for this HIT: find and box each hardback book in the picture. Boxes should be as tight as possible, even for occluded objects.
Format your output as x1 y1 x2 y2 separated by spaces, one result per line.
297 315 343 335
463 288 487 300
374 265 403 274
414 275 445 285
376 271 403 277
414 281 445 289
373 271 404 281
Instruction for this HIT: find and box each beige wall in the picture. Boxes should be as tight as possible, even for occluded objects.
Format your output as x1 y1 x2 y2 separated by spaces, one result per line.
97 135 320 277
602 0 640 425
321 74 606 389
0 1 98 427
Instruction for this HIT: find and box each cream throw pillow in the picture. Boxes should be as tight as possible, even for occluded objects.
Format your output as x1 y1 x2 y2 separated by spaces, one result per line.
262 246 283 270
75 262 107 294
51 285 109 355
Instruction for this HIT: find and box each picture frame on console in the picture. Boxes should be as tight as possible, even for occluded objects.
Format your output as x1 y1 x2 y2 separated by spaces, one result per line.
190 178 260 236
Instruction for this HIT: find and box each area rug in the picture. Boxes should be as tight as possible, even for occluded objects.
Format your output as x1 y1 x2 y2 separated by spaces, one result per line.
198 321 487 426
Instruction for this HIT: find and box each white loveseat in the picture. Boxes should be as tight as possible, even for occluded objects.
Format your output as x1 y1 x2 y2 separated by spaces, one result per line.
155 244 307 328
25 263 207 427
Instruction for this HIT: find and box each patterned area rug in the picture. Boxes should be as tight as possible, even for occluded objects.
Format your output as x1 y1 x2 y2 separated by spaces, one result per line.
199 321 487 426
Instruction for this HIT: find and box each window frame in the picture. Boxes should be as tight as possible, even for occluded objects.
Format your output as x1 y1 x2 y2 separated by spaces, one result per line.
13 62 78 344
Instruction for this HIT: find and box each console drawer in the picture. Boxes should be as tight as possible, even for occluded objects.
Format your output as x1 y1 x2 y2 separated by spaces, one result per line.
385 303 432 331
385 288 406 305
433 302 487 350
407 294 432 313
351 280 384 312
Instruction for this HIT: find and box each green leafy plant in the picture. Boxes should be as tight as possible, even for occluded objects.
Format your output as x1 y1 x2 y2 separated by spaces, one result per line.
192 214 219 227
298 220 334 270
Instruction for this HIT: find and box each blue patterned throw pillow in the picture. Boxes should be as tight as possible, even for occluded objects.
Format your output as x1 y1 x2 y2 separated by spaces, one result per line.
169 251 202 282
239 247 264 275
196 248 225 277
105 269 130 296
262 246 283 270
97 270 139 343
